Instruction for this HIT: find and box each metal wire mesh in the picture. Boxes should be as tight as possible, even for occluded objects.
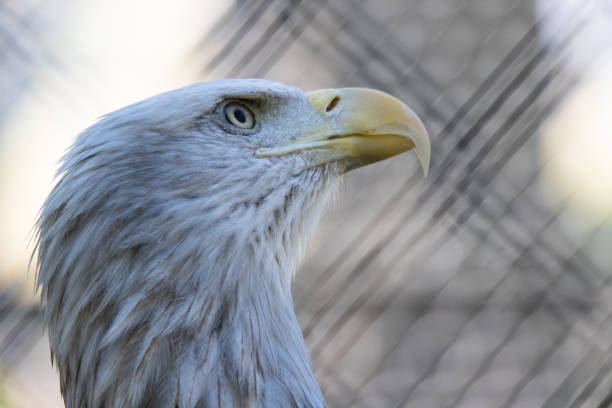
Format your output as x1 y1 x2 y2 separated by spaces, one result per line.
200 0 612 406
1 0 612 407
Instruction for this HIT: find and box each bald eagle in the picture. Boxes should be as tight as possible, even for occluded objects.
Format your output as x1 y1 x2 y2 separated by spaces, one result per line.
34 79 429 407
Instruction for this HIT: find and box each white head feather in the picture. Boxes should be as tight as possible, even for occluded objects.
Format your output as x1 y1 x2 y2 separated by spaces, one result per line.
34 78 429 407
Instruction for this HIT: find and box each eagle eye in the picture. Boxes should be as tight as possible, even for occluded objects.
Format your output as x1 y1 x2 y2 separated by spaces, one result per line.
223 102 255 129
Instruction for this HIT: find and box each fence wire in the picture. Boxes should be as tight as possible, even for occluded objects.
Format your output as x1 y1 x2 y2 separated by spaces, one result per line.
200 1 612 407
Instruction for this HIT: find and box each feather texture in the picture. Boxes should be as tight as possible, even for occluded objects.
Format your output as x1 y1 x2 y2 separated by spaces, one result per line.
34 80 335 407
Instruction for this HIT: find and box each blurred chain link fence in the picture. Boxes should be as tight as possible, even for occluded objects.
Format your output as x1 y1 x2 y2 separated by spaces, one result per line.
201 0 612 406
2 0 612 407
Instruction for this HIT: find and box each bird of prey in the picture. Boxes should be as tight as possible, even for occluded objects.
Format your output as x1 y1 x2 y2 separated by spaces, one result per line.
34 79 429 407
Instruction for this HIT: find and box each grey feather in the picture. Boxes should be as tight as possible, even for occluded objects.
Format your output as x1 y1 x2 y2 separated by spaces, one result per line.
34 79 337 407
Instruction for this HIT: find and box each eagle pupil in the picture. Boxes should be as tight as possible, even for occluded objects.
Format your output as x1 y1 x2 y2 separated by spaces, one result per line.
234 109 246 123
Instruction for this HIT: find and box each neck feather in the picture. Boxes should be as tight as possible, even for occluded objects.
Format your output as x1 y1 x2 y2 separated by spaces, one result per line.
37 165 336 407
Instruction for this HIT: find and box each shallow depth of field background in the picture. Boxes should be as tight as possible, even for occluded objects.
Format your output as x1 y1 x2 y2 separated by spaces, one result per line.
1 0 611 407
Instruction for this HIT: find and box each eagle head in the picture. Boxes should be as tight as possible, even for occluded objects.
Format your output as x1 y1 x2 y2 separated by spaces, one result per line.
34 79 429 407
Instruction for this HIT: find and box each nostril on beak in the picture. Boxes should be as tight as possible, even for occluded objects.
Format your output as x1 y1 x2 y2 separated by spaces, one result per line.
325 96 341 113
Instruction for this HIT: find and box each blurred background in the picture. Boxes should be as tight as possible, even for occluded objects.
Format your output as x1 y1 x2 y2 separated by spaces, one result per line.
1 0 611 406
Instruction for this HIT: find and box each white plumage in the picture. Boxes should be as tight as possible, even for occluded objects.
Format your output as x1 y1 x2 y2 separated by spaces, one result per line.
34 79 429 407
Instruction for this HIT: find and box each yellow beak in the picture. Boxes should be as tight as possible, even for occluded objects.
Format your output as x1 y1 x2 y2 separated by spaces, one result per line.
255 88 430 175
